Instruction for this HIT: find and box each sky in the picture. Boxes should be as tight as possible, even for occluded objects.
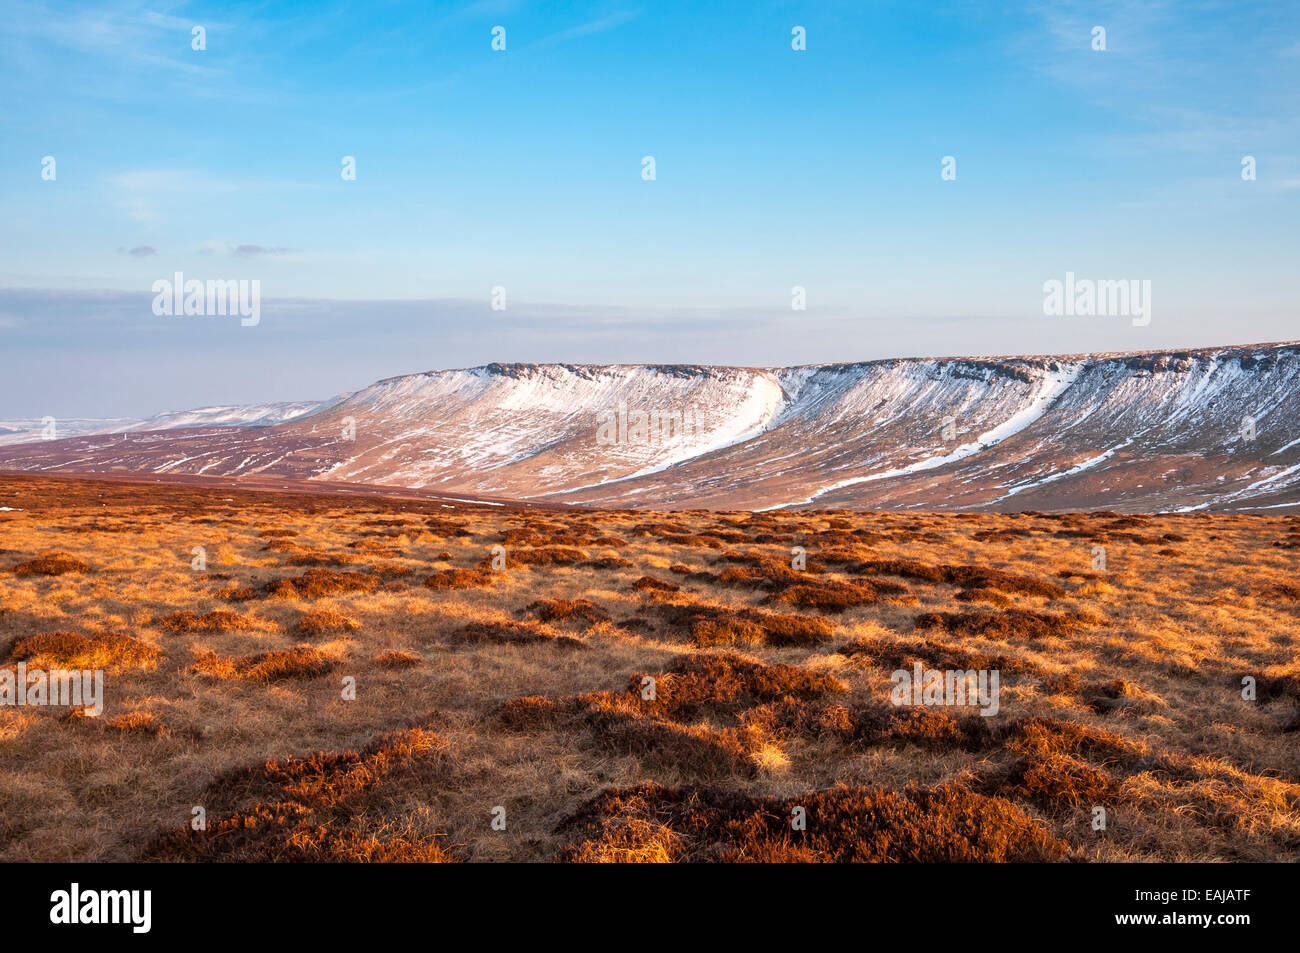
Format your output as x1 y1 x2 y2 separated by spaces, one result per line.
1 0 1298 418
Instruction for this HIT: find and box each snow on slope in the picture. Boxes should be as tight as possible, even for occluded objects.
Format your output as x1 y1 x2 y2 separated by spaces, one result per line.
759 362 1083 509
0 402 321 448
119 401 322 432
1 345 1297 512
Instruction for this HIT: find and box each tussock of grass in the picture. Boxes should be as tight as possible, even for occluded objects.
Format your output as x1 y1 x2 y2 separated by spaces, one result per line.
107 711 164 736
374 650 422 668
7 630 159 669
296 608 361 638
584 555 633 569
525 598 610 626
9 553 90 576
631 576 679 593
955 587 1015 607
423 568 495 590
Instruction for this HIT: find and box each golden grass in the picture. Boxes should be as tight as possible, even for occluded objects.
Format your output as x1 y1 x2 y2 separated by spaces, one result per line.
0 474 1295 863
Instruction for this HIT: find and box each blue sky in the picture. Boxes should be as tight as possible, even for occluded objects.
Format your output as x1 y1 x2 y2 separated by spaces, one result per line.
1 0 1298 417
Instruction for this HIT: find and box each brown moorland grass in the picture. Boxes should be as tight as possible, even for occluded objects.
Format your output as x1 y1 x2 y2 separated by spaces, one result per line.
0 474 1295 862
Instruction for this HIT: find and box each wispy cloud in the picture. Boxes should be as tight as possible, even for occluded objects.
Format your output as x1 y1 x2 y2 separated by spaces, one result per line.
537 8 641 46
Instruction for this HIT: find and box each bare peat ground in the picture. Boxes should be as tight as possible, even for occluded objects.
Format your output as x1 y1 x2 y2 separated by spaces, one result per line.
0 473 1296 862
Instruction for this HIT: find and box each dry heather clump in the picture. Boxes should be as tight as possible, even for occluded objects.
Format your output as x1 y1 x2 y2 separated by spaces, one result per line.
423 568 494 590
495 547 588 567
218 583 259 602
284 552 356 567
525 598 610 626
838 636 1044 676
658 603 834 647
296 608 361 638
9 553 90 576
266 569 379 599
764 579 882 612
447 620 585 650
714 552 823 590
1247 672 1300 703
347 538 401 555
859 559 1065 598
556 781 1070 862
374 650 422 669
955 587 1015 607
747 698 995 753
983 753 1120 811
914 608 1102 640
1080 678 1135 715
668 562 718 580
263 539 306 554
157 609 267 633
585 555 634 569
630 652 846 722
496 653 845 779
1259 584 1300 603
631 576 680 593
1004 715 1147 767
143 726 458 862
7 631 159 669
187 645 339 682
424 517 469 536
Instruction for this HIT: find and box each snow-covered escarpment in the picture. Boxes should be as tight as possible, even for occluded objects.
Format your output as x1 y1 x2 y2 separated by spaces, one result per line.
1 345 1298 512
